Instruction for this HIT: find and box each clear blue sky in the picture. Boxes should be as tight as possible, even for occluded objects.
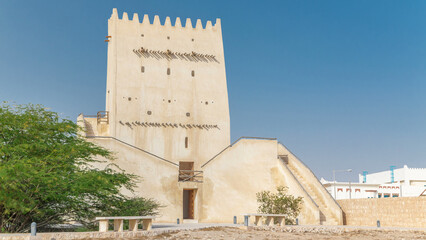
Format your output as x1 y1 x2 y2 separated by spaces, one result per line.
1 0 426 181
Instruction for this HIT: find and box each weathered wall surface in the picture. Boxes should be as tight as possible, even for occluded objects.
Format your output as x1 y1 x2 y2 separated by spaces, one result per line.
338 197 426 228
83 138 323 224
88 138 184 222
201 139 320 224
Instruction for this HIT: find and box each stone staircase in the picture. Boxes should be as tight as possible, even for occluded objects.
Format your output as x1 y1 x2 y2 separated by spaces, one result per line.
286 163 339 225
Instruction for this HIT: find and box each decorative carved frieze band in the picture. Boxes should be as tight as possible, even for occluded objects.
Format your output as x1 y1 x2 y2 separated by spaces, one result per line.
119 120 219 130
133 47 219 63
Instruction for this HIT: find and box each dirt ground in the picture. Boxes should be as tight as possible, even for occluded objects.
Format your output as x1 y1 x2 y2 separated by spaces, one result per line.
147 227 426 240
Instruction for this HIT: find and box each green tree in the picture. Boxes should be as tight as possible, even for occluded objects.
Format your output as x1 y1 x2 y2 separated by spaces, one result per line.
256 186 303 225
0 103 160 233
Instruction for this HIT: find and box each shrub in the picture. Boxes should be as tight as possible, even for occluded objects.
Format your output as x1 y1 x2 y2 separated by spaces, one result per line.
256 186 303 224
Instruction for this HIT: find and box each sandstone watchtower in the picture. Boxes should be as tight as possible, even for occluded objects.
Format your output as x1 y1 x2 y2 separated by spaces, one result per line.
78 9 343 225
104 8 230 169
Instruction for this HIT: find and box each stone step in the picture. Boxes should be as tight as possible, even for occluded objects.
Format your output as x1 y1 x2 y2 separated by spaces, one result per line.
288 164 339 225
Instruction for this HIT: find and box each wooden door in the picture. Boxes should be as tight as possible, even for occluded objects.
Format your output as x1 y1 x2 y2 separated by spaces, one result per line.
188 190 195 219
183 189 195 219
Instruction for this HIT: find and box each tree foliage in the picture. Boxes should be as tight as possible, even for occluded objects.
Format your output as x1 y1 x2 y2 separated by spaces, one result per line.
256 186 303 224
0 103 160 233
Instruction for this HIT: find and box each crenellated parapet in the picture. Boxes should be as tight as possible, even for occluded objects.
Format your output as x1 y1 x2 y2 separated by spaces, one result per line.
109 8 221 31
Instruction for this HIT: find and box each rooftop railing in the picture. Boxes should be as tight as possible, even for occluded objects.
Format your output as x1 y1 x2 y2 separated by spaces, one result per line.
178 170 203 183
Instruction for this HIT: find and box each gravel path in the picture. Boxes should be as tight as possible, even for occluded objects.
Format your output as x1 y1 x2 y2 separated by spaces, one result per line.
1 224 425 240
150 226 426 240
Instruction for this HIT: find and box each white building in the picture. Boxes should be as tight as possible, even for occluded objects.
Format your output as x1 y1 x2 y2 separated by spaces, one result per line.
321 165 426 199
320 179 379 199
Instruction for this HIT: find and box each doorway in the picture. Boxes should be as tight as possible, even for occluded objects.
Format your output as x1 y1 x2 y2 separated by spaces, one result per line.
179 162 194 182
183 189 196 219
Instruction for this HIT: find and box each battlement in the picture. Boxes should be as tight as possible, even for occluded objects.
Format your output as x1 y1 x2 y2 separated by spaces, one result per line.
110 8 221 31
407 167 426 171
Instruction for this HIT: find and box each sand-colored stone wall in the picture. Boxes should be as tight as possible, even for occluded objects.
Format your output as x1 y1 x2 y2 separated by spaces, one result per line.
201 139 321 224
338 197 426 228
85 137 324 224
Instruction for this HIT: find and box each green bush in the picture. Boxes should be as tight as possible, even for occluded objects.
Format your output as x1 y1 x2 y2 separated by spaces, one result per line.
256 186 303 225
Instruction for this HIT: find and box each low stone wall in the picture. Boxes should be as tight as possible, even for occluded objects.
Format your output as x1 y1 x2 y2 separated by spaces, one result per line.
0 228 189 240
338 197 426 228
0 224 237 240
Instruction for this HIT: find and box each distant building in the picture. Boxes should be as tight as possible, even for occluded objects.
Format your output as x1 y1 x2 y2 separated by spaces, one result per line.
321 165 426 199
321 179 401 199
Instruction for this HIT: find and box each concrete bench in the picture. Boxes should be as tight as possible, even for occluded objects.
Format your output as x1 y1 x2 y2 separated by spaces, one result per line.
244 213 286 226
95 216 156 232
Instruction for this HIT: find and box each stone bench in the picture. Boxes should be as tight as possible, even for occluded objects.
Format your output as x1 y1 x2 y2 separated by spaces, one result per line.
244 213 286 226
95 216 156 232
